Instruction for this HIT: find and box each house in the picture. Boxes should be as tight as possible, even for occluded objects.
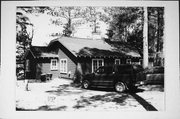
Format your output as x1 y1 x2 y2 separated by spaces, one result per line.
24 37 143 80
24 46 59 79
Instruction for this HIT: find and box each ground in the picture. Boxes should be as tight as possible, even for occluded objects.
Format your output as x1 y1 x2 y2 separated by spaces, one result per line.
16 78 164 111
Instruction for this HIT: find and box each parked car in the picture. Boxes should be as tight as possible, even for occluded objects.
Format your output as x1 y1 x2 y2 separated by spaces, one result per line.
81 64 145 93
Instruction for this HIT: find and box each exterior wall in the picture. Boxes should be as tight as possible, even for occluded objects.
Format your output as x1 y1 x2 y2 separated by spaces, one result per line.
78 57 142 75
36 58 59 79
104 58 115 66
58 48 77 79
78 57 92 74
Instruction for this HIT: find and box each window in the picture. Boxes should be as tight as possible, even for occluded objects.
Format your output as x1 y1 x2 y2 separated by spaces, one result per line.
60 59 67 73
51 59 58 70
115 59 121 65
26 59 30 72
126 59 131 64
92 59 104 72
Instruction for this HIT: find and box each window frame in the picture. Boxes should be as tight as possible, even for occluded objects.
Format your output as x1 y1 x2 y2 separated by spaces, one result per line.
115 59 121 65
51 59 58 71
60 59 67 73
126 59 132 64
92 59 104 73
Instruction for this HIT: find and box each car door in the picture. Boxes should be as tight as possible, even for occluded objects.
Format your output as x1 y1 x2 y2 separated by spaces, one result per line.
100 67 114 87
91 67 104 86
116 65 133 86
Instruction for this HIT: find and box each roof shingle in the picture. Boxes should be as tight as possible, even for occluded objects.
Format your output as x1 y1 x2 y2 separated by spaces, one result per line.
30 46 58 58
49 37 140 57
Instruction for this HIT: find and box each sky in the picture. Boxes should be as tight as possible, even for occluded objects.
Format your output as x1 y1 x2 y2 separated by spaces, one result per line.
19 8 109 46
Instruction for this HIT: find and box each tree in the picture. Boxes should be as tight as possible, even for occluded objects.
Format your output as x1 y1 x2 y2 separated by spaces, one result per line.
16 7 34 79
148 7 164 66
47 7 87 37
105 7 144 56
105 7 164 67
143 7 149 68
85 7 102 33
16 9 34 59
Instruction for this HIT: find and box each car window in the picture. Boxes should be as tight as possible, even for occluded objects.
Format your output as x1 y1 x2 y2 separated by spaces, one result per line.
95 67 105 74
95 67 113 74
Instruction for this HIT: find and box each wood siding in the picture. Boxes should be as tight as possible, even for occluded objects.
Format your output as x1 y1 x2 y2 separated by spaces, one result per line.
58 48 77 79
36 58 59 79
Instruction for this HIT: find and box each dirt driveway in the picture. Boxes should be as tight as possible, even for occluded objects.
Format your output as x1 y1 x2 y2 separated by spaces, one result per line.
16 78 164 111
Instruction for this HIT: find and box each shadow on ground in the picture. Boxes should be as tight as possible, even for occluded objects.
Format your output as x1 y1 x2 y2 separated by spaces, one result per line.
129 93 158 111
18 81 161 111
73 92 131 109
46 84 83 96
16 105 67 111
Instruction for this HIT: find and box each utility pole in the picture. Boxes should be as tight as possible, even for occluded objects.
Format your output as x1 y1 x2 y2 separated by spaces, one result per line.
143 7 149 68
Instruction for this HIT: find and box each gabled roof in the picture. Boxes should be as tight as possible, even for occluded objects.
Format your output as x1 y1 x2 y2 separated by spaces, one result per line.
25 46 58 58
49 37 140 58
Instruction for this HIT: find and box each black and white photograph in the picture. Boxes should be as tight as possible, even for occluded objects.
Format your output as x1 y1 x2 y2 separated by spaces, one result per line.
15 5 165 111
0 0 179 119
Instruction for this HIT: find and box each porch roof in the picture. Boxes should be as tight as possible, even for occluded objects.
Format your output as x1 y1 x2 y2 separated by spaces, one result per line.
28 46 58 58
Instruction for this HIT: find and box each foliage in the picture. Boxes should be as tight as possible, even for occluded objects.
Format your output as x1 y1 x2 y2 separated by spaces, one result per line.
143 66 164 74
85 7 101 33
47 7 87 37
16 7 35 79
47 6 111 36
104 7 144 56
148 7 164 66
105 7 164 62
63 23 73 37
16 7 34 59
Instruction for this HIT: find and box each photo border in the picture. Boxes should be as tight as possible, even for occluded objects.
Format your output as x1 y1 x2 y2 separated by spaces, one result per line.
1 0 179 119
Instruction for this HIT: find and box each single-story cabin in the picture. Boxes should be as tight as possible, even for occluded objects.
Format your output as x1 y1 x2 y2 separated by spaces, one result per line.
24 37 152 80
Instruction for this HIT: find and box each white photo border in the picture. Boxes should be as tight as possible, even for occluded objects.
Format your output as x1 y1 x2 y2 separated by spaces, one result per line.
0 1 179 119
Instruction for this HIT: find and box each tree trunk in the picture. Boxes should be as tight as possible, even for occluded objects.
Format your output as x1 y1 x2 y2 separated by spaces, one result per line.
143 7 149 68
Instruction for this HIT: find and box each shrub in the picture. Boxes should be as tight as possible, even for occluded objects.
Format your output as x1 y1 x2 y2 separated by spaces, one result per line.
143 66 164 74
142 66 164 85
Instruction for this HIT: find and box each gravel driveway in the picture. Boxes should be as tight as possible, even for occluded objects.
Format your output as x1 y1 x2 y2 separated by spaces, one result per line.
16 78 164 111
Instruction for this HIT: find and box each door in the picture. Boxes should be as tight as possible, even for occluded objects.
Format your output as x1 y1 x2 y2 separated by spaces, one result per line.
92 67 114 87
100 67 114 87
91 67 104 86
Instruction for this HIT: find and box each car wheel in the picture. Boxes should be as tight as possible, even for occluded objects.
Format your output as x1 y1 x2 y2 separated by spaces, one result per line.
82 80 90 89
115 82 126 93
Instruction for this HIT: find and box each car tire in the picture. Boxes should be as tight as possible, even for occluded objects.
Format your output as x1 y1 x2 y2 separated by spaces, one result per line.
115 82 126 93
82 80 90 89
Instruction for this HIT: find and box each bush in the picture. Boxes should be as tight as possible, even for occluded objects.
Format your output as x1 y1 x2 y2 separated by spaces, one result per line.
143 66 164 74
73 69 83 84
145 74 164 85
142 66 164 85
